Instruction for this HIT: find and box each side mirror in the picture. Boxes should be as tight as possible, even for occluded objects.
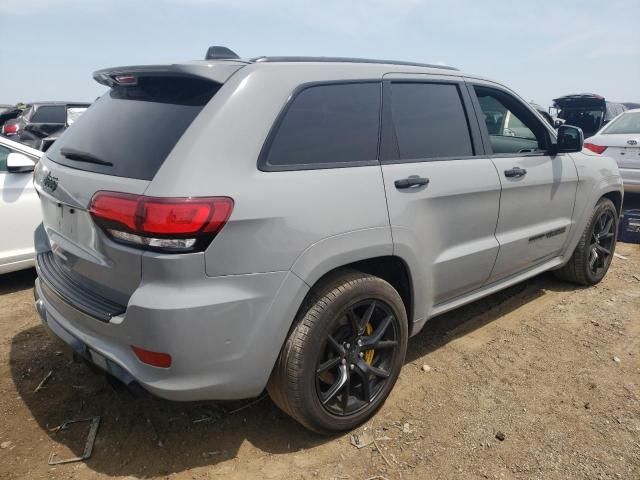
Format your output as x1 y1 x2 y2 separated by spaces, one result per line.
7 152 35 173
552 125 584 154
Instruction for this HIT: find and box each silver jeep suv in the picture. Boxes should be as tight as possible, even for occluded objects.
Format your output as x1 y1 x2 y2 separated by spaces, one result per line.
33 48 623 434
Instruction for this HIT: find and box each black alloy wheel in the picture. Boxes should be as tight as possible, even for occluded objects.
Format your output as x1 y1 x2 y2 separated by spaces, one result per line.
554 197 618 286
316 299 400 416
588 209 616 277
267 271 408 434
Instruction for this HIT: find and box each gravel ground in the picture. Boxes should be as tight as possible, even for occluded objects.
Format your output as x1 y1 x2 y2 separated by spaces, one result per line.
0 228 638 479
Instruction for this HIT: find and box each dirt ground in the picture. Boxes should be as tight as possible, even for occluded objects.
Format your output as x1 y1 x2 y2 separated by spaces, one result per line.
1 240 639 479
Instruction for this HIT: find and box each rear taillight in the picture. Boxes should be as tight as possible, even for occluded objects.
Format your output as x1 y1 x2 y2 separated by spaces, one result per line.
89 192 233 253
2 123 18 135
584 143 608 154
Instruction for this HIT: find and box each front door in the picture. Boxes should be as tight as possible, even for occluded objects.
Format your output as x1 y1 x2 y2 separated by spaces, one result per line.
380 75 502 312
469 82 578 282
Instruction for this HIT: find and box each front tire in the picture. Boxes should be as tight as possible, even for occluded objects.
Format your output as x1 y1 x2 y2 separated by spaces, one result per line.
267 270 408 434
554 198 618 285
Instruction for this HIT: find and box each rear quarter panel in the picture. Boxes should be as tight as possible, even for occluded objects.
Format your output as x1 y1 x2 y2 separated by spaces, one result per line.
145 64 394 278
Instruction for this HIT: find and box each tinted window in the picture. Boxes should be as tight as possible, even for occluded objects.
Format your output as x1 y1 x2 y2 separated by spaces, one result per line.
0 145 9 171
264 83 380 167
390 83 473 160
475 86 546 154
48 76 220 180
31 105 66 123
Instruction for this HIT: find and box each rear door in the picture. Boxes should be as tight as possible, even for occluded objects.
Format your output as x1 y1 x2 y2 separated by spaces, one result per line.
469 82 578 282
34 72 231 306
380 74 501 308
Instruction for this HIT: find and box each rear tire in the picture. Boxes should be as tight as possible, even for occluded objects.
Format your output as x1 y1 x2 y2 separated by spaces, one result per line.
554 198 618 285
267 270 408 434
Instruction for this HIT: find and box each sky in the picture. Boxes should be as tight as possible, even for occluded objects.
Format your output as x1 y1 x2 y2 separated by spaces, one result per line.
0 0 638 110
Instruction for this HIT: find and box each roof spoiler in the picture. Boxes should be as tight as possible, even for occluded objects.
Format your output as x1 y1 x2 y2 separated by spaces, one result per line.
93 63 243 87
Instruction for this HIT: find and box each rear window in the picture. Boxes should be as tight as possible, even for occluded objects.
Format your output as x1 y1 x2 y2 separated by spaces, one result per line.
47 76 220 180
32 105 66 123
602 111 640 134
390 82 473 160
262 82 380 169
559 107 604 134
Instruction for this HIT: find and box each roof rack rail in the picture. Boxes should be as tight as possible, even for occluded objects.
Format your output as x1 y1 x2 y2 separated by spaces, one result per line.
205 46 240 60
250 56 458 71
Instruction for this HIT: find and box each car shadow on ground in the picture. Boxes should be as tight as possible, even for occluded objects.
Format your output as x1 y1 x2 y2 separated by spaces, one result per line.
406 272 584 364
8 270 582 477
0 267 36 295
622 192 640 213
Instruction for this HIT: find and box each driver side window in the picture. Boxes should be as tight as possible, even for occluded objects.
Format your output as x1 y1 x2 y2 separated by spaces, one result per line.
474 86 547 155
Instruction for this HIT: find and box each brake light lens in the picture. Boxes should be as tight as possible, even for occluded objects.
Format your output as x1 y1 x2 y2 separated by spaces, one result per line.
131 346 172 368
89 192 233 252
2 123 18 135
113 74 138 85
584 143 608 154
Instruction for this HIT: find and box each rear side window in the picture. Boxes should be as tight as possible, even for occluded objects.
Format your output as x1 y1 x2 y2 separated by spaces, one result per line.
31 105 66 123
262 82 380 169
47 76 220 180
390 83 473 160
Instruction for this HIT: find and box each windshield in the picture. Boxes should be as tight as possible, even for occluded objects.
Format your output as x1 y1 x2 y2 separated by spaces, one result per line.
602 111 640 135
47 76 220 180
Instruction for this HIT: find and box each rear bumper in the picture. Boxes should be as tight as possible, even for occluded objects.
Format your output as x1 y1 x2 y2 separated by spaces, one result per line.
620 168 640 193
34 264 308 401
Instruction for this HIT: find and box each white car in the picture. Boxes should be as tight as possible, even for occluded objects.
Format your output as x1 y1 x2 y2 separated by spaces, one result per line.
584 108 640 193
0 136 41 274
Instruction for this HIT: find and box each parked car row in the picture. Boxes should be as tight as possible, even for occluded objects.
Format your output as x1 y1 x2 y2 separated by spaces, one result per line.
552 93 627 138
1 101 89 151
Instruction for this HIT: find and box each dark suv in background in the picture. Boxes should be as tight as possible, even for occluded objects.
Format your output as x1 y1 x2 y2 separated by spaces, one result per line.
8 101 90 150
553 94 626 138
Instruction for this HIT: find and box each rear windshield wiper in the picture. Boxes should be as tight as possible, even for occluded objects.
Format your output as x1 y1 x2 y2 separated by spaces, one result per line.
60 147 113 166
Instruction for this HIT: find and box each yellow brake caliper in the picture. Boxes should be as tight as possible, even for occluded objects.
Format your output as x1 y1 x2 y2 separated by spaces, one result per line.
363 323 375 364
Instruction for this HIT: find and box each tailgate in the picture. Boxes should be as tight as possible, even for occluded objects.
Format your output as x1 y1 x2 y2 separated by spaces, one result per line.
33 66 236 310
35 156 150 306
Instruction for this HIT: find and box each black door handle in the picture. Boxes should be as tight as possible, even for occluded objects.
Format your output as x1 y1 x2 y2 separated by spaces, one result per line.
504 167 527 178
394 175 430 189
